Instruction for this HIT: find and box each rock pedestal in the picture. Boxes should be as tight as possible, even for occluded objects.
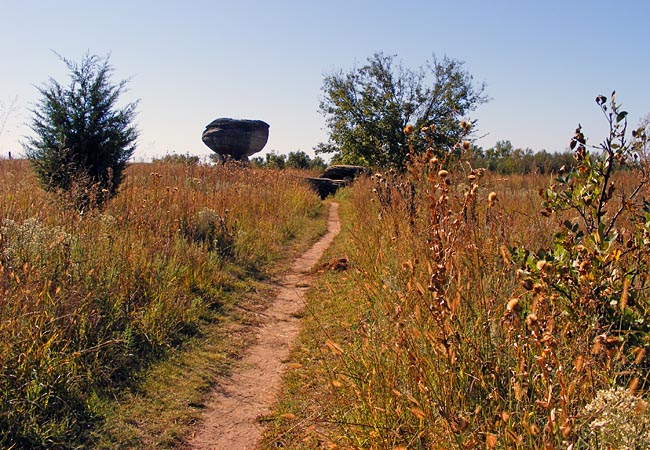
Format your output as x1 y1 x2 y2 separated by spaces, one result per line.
202 118 269 162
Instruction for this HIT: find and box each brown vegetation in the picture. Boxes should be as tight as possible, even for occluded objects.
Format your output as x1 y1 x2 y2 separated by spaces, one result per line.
264 101 650 449
0 159 321 448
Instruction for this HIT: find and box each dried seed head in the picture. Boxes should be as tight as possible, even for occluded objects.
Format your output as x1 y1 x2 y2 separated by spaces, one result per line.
438 169 449 178
526 313 538 327
467 174 477 181
635 347 646 365
520 278 534 290
516 269 529 279
507 298 521 313
462 140 471 151
460 120 472 131
488 191 498 207
404 124 415 135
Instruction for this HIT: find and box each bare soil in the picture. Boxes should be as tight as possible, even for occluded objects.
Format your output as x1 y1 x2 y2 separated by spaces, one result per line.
187 202 340 450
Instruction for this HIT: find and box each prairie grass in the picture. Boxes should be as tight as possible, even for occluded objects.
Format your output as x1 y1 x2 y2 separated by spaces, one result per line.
266 160 649 448
0 159 322 448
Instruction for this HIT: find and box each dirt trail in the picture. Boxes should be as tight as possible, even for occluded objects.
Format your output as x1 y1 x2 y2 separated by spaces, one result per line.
188 202 340 450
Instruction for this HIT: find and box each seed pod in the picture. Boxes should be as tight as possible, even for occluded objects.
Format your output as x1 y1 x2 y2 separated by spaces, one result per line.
507 298 521 313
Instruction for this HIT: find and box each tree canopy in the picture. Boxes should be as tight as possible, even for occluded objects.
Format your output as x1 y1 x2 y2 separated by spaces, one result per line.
316 52 489 170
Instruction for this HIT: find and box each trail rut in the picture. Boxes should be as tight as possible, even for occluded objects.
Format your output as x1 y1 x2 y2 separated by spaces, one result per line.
188 202 340 450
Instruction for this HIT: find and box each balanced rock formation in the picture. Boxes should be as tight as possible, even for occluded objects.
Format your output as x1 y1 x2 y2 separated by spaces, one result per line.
307 164 369 199
202 118 269 162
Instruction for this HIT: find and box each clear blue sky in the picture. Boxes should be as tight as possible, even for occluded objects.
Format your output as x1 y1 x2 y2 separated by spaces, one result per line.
1 0 648 161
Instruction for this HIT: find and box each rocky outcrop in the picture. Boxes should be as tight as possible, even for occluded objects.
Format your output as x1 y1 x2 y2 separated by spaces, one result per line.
202 118 269 162
307 164 369 199
306 177 348 199
320 165 370 181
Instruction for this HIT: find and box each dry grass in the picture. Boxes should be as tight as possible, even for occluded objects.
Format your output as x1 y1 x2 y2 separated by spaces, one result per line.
0 159 323 448
265 159 650 449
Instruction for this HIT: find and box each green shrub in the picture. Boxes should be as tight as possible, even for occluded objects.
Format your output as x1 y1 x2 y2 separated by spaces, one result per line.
24 53 138 210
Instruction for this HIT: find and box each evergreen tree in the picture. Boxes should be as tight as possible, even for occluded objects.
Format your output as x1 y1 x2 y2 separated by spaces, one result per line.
24 53 138 209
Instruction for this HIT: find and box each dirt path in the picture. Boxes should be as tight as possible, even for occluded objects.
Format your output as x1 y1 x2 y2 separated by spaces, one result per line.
188 202 340 450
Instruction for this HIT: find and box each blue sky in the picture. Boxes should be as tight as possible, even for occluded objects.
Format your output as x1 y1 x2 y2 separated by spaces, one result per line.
1 0 648 161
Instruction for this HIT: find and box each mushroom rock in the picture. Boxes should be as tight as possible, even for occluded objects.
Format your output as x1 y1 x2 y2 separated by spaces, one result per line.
202 118 269 161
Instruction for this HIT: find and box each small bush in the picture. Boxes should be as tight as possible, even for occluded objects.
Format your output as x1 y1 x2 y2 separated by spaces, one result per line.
577 387 650 449
188 208 237 259
24 53 138 210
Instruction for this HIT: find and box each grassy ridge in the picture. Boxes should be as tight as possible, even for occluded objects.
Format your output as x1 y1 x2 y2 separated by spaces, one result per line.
0 160 322 448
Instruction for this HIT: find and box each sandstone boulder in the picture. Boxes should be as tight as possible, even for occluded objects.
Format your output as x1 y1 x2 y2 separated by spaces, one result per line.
306 177 348 199
307 164 369 199
202 118 269 161
320 165 370 181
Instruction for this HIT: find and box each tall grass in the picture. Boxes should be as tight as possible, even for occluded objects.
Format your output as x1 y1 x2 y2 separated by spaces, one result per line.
323 150 649 448
0 160 321 448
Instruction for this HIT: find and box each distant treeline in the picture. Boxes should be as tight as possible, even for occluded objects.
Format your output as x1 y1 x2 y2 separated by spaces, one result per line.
250 150 328 171
153 145 581 175
469 140 576 174
152 150 328 171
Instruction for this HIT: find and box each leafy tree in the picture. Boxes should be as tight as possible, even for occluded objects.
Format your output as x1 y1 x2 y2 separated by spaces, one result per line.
308 155 327 172
286 150 311 169
250 156 265 167
24 53 138 208
153 152 201 165
316 52 488 170
636 113 650 163
264 151 286 169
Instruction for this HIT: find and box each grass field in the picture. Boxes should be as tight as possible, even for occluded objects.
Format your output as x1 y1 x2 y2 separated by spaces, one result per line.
2 148 649 449
0 159 325 448
263 160 650 449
